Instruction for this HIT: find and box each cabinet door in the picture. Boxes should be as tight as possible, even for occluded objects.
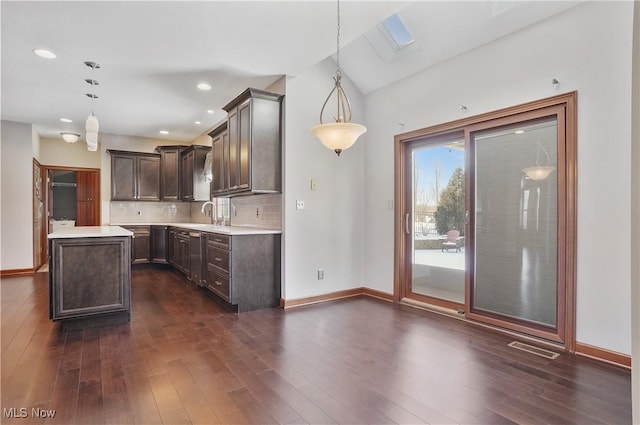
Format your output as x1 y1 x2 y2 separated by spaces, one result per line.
181 151 194 200
212 133 226 194
168 230 177 265
160 148 180 200
227 108 239 191
150 226 168 263
237 100 251 191
76 171 100 226
111 155 136 200
137 156 160 201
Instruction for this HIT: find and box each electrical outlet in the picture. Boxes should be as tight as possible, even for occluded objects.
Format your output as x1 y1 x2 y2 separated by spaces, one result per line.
388 200 394 210
256 208 260 218
317 269 324 280
137 210 142 216
296 200 305 210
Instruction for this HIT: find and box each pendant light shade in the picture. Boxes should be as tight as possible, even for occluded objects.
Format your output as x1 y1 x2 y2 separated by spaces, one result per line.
61 132 80 143
523 166 556 181
311 0 366 156
311 122 367 156
522 140 555 180
85 114 99 134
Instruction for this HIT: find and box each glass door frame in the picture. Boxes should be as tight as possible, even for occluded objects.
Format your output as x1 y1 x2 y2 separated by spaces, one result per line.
394 92 577 351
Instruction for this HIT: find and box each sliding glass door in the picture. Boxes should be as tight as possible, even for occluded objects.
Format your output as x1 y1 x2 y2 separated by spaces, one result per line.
395 94 576 347
466 108 566 342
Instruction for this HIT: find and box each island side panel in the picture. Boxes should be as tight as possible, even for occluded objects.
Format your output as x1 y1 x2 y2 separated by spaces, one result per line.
231 234 281 312
49 236 131 320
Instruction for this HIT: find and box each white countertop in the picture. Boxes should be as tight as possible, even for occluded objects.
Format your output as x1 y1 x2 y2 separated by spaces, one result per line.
110 223 281 235
48 225 134 239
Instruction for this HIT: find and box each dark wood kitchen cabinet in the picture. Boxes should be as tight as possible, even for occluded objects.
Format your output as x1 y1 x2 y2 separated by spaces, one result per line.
150 225 168 263
75 170 100 226
155 146 185 201
168 228 191 275
222 88 282 196
203 232 280 312
180 145 210 201
108 150 160 201
123 225 151 264
209 122 229 197
49 232 131 322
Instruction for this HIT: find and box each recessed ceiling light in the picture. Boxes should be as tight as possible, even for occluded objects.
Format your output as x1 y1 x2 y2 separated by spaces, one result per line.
207 110 214 114
197 83 212 91
195 121 201 125
33 49 56 59
60 118 73 123
514 130 525 134
159 130 169 135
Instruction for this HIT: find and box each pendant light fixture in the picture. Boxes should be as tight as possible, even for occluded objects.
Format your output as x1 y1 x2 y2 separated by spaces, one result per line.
84 61 100 152
522 140 556 180
311 0 366 156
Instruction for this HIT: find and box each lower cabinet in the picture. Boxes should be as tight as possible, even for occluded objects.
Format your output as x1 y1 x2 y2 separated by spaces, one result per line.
203 233 281 312
150 225 168 263
125 226 151 264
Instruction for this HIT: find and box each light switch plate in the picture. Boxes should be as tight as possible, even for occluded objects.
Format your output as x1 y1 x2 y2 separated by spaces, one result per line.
311 179 318 191
296 200 305 210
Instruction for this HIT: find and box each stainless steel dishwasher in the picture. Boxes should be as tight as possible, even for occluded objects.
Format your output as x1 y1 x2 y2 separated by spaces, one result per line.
189 231 203 286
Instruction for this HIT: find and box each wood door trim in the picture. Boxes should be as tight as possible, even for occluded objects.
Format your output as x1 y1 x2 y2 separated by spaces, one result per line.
394 91 577 351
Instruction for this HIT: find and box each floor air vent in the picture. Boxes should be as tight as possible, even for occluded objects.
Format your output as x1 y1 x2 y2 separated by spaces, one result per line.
508 341 559 359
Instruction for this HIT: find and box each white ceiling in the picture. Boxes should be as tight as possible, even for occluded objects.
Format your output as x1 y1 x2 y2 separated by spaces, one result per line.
1 1 579 144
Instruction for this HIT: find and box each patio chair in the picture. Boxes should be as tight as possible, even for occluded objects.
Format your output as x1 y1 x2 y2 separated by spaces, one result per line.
441 230 461 252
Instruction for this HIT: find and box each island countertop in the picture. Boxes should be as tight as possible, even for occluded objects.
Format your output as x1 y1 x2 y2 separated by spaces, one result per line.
48 225 134 239
110 223 281 235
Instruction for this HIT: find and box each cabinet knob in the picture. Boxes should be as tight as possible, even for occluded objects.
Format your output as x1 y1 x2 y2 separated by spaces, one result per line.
214 257 222 262
215 280 222 286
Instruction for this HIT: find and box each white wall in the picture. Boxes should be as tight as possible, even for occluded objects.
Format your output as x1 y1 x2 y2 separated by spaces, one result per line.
364 2 634 354
40 137 101 168
283 58 366 300
630 1 640 422
0 120 35 270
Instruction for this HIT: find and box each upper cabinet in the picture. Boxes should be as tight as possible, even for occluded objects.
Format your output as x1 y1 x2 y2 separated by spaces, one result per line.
209 122 229 197
180 145 211 201
108 150 160 201
221 88 283 196
156 146 184 201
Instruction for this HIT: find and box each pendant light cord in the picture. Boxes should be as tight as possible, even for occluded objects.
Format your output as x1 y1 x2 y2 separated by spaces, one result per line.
336 0 341 77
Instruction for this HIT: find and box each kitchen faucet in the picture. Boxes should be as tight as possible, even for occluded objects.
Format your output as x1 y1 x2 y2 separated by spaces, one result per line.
201 201 218 225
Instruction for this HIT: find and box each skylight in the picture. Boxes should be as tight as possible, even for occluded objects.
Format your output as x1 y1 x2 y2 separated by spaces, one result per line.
381 14 414 49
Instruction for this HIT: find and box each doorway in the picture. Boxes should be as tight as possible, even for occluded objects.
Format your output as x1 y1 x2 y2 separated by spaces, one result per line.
394 92 577 349
40 166 101 259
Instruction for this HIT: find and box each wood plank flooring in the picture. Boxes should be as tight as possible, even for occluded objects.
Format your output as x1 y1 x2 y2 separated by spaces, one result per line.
1 267 632 424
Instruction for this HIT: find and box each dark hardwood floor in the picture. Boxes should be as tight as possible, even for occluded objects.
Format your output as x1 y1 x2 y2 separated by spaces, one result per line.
1 268 631 424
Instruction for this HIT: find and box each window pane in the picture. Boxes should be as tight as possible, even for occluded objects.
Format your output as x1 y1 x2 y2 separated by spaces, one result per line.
472 117 558 327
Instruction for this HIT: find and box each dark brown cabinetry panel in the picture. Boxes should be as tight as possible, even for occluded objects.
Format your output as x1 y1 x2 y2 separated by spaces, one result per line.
209 123 229 197
49 236 131 321
203 232 280 312
221 88 283 196
76 170 100 226
123 225 151 264
157 146 184 201
180 145 210 201
150 225 168 263
108 150 160 201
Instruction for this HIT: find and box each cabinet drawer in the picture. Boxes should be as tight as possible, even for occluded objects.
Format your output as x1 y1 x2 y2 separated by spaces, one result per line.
207 247 229 273
207 233 230 250
205 265 230 302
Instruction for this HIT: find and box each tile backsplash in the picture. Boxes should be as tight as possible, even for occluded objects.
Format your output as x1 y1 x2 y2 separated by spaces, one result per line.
110 194 282 230
230 194 282 229
110 202 191 223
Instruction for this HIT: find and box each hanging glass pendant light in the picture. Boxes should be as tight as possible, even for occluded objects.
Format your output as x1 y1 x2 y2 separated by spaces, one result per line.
523 140 556 180
311 0 366 156
84 61 100 151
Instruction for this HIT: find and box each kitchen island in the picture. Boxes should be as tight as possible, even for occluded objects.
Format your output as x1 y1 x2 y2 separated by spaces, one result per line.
48 226 132 326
